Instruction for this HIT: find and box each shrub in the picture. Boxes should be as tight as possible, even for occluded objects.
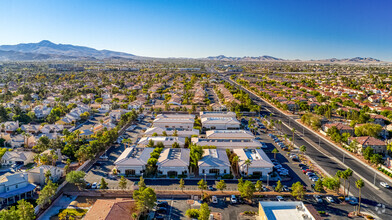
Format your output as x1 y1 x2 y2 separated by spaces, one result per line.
222 174 234 179
185 209 199 218
318 211 326 215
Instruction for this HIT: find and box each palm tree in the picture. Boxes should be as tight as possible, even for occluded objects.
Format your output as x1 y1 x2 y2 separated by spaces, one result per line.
291 128 296 145
300 145 306 156
74 130 81 143
272 148 279 159
34 154 40 166
244 159 252 176
345 168 353 197
356 179 365 215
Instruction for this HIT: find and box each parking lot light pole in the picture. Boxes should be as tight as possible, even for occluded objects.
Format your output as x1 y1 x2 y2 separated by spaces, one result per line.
267 174 270 187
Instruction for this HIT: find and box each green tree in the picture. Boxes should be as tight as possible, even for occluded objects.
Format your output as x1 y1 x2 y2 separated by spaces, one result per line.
179 178 185 192
45 170 52 184
185 209 199 219
198 203 211 220
275 180 283 192
356 179 365 215
363 147 374 161
119 176 127 189
66 171 86 189
345 168 354 196
272 148 278 159
255 180 263 192
370 154 383 166
198 179 207 194
216 180 227 192
37 180 57 207
138 176 147 189
314 179 324 192
322 177 340 193
300 145 306 155
238 179 255 199
0 207 18 220
17 199 35 220
100 178 108 189
172 142 180 148
291 182 305 200
244 159 252 176
133 187 157 214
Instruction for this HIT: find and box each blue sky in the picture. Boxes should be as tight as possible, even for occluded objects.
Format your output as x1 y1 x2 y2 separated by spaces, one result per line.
0 0 391 60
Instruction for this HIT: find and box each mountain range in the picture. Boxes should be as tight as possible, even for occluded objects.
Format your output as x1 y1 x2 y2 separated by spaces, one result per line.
0 40 135 61
0 40 385 63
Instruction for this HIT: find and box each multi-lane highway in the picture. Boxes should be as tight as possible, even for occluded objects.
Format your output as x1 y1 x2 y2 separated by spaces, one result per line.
221 75 392 218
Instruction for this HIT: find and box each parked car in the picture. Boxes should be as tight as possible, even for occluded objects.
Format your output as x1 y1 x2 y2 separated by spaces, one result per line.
156 201 169 208
345 196 358 205
230 195 237 204
208 186 215 191
91 182 97 189
313 195 323 203
380 182 390 188
85 182 91 189
298 163 306 168
99 155 108 160
212 196 218 204
276 196 284 201
156 207 167 214
326 196 335 203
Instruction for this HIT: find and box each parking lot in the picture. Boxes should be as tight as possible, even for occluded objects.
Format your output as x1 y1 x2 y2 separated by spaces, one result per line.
84 116 152 188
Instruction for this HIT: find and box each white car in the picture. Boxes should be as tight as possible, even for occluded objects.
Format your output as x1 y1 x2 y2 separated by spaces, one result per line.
91 182 97 189
380 182 390 188
230 195 237 204
99 155 108 160
212 196 218 204
326 196 335 203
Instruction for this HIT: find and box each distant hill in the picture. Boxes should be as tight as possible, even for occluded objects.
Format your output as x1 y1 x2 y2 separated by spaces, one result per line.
0 41 386 63
205 55 284 61
0 49 80 61
0 40 136 60
312 57 382 64
206 55 384 63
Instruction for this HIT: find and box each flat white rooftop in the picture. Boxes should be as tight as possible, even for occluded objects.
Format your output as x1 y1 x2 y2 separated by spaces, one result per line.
259 201 316 220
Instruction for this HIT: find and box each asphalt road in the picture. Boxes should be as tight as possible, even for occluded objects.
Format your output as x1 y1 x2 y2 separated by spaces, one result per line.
223 76 392 218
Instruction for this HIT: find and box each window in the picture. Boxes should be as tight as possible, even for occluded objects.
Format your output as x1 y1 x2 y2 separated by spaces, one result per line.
15 185 18 189
202 169 205 174
224 169 227 173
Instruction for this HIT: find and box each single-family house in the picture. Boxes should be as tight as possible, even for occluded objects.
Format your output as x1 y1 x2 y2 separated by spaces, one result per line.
27 165 63 186
349 136 387 154
1 151 35 166
0 173 36 207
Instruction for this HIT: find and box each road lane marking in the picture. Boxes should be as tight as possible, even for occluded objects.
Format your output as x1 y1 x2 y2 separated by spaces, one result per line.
281 121 380 191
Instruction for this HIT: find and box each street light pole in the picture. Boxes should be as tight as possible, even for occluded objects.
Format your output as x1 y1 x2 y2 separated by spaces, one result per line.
374 172 377 185
267 174 270 187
